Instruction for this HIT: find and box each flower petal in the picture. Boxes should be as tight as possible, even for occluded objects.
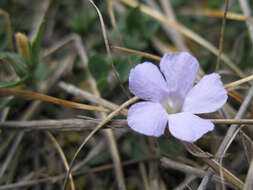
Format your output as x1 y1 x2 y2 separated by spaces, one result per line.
168 112 214 142
129 62 169 102
160 52 199 97
127 102 168 137
182 73 227 114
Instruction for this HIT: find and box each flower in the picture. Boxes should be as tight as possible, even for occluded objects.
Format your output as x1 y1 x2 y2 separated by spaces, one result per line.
127 52 228 142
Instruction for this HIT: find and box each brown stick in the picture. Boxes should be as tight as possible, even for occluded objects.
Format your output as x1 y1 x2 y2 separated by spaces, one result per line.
0 88 109 112
2 118 253 132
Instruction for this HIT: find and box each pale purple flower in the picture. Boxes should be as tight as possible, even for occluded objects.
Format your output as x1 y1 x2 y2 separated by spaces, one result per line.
127 52 228 142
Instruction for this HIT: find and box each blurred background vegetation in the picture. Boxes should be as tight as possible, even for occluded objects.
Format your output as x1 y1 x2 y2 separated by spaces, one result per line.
0 0 252 189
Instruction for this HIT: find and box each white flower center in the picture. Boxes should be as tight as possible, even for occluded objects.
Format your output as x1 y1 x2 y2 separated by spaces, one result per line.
160 94 183 114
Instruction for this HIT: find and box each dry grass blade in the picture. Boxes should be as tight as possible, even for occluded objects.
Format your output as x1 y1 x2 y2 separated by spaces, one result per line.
161 157 234 188
215 4 231 187
218 126 244 190
0 88 109 112
0 53 77 183
108 1 125 52
159 0 189 51
180 8 253 22
0 155 159 190
224 74 253 89
216 0 230 72
108 0 134 69
200 84 253 189
227 91 243 105
211 119 253 125
219 126 244 161
119 0 245 78
62 96 138 190
0 119 125 131
238 131 253 164
182 143 244 189
238 0 253 43
46 132 76 190
112 46 161 61
78 2 127 188
43 35 75 57
182 142 212 158
58 81 128 116
201 158 244 189
244 159 253 190
139 162 150 190
89 0 131 99
3 119 253 132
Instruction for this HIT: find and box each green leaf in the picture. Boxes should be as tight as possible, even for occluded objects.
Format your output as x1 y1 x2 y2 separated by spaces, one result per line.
115 55 142 83
114 7 158 51
208 0 222 9
125 7 159 39
30 19 45 70
87 149 111 166
67 8 96 35
96 76 110 92
88 54 110 82
88 54 111 93
33 60 53 82
122 33 148 50
119 136 148 159
156 137 182 157
141 17 159 39
0 52 27 77
130 138 148 159
126 7 144 34
0 74 29 88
